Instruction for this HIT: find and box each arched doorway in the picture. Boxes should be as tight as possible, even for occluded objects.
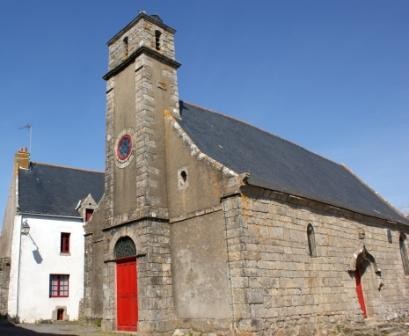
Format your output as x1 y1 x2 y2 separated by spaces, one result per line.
114 236 137 331
355 253 368 318
350 247 382 319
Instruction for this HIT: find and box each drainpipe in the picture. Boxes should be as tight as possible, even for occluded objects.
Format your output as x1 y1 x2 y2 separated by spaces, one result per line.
16 216 24 322
16 216 30 322
14 149 30 322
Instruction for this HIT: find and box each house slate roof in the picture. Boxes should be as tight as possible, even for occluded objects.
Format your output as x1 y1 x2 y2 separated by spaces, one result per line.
178 101 409 225
18 162 104 218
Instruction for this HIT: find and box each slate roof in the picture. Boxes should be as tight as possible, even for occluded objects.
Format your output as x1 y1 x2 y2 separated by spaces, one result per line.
178 101 409 225
18 162 104 218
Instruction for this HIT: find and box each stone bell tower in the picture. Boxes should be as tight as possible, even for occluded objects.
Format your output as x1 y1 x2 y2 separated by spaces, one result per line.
100 12 180 333
104 12 180 223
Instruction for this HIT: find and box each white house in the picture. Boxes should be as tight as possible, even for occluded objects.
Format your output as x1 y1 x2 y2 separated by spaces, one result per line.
0 148 103 322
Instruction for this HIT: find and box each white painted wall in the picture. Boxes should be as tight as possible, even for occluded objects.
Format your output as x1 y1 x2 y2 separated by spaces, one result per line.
7 214 22 318
9 216 84 322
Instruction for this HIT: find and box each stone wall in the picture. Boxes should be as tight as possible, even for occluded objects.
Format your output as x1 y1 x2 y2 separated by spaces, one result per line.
82 194 107 323
101 219 175 334
170 210 232 332
0 257 11 316
222 185 409 335
107 13 175 71
0 176 16 257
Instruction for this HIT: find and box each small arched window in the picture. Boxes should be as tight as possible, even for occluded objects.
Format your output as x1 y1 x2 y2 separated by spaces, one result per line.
307 224 317 257
399 233 409 275
155 30 162 50
387 228 393 243
123 36 129 57
114 236 136 260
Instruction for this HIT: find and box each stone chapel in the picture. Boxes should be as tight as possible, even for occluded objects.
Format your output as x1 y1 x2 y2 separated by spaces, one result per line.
82 12 409 335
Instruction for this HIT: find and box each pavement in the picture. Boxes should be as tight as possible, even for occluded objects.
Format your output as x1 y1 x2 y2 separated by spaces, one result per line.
0 319 127 336
1 318 409 336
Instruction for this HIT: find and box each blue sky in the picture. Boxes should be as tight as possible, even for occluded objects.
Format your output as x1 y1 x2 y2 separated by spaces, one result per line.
0 0 408 229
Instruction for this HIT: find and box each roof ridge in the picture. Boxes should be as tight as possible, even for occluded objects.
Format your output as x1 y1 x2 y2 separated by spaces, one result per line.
181 100 345 169
29 161 104 174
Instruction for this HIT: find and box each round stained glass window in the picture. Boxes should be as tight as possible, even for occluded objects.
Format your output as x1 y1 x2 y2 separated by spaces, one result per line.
116 134 132 161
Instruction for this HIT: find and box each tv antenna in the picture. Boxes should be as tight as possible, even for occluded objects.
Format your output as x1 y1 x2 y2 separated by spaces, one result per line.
19 123 32 153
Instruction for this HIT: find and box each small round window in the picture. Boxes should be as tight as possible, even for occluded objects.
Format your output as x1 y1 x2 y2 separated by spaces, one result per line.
116 134 132 161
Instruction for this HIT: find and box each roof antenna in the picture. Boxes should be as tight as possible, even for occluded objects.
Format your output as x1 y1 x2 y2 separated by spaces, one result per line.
19 123 32 153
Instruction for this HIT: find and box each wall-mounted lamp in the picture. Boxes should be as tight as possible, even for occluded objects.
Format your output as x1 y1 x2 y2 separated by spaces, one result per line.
21 220 30 235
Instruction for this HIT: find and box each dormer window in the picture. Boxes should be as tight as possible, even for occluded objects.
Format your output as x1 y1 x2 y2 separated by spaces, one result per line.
76 194 97 222
155 30 161 50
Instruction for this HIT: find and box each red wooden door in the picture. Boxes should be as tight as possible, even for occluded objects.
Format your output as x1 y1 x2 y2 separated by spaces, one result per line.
116 258 138 331
355 269 367 318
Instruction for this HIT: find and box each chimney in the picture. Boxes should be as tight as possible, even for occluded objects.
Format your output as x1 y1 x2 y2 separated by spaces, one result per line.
14 147 30 175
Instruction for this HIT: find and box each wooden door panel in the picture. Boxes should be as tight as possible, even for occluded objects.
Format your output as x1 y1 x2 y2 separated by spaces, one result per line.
116 259 138 331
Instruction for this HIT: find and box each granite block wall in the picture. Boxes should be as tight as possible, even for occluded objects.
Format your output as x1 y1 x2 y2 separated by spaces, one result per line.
222 186 409 335
101 219 175 334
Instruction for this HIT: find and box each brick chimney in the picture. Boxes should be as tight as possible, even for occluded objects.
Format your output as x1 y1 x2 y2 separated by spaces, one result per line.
14 147 30 175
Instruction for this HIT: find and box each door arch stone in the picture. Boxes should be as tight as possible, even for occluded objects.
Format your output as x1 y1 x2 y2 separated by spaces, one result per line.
349 246 383 318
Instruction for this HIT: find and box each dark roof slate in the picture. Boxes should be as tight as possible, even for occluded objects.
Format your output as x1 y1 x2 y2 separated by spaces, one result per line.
178 101 409 225
19 163 104 218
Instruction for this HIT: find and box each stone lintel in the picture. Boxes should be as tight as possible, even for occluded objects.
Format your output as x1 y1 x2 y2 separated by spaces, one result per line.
103 252 147 263
220 191 242 201
102 215 169 232
170 205 222 224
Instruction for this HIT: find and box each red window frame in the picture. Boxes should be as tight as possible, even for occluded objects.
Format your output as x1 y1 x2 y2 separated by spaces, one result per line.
85 209 94 222
49 274 69 298
60 233 70 254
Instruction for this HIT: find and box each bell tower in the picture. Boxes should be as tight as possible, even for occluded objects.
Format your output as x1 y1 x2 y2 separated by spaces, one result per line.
100 12 180 332
104 12 180 224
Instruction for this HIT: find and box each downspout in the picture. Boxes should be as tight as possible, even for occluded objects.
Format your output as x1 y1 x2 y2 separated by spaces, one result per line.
13 149 30 322
15 161 23 322
16 215 23 322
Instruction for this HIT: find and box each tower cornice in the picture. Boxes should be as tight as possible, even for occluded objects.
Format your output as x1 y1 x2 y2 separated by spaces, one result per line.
102 45 181 81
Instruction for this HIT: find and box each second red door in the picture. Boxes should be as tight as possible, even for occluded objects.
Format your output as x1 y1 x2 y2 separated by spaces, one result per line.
355 269 367 318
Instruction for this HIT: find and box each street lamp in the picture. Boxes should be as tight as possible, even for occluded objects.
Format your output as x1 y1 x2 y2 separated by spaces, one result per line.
21 220 30 235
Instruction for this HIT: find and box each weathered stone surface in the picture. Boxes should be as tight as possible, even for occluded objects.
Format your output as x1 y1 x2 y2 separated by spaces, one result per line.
222 185 409 334
165 317 409 336
83 12 409 336
0 257 11 315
